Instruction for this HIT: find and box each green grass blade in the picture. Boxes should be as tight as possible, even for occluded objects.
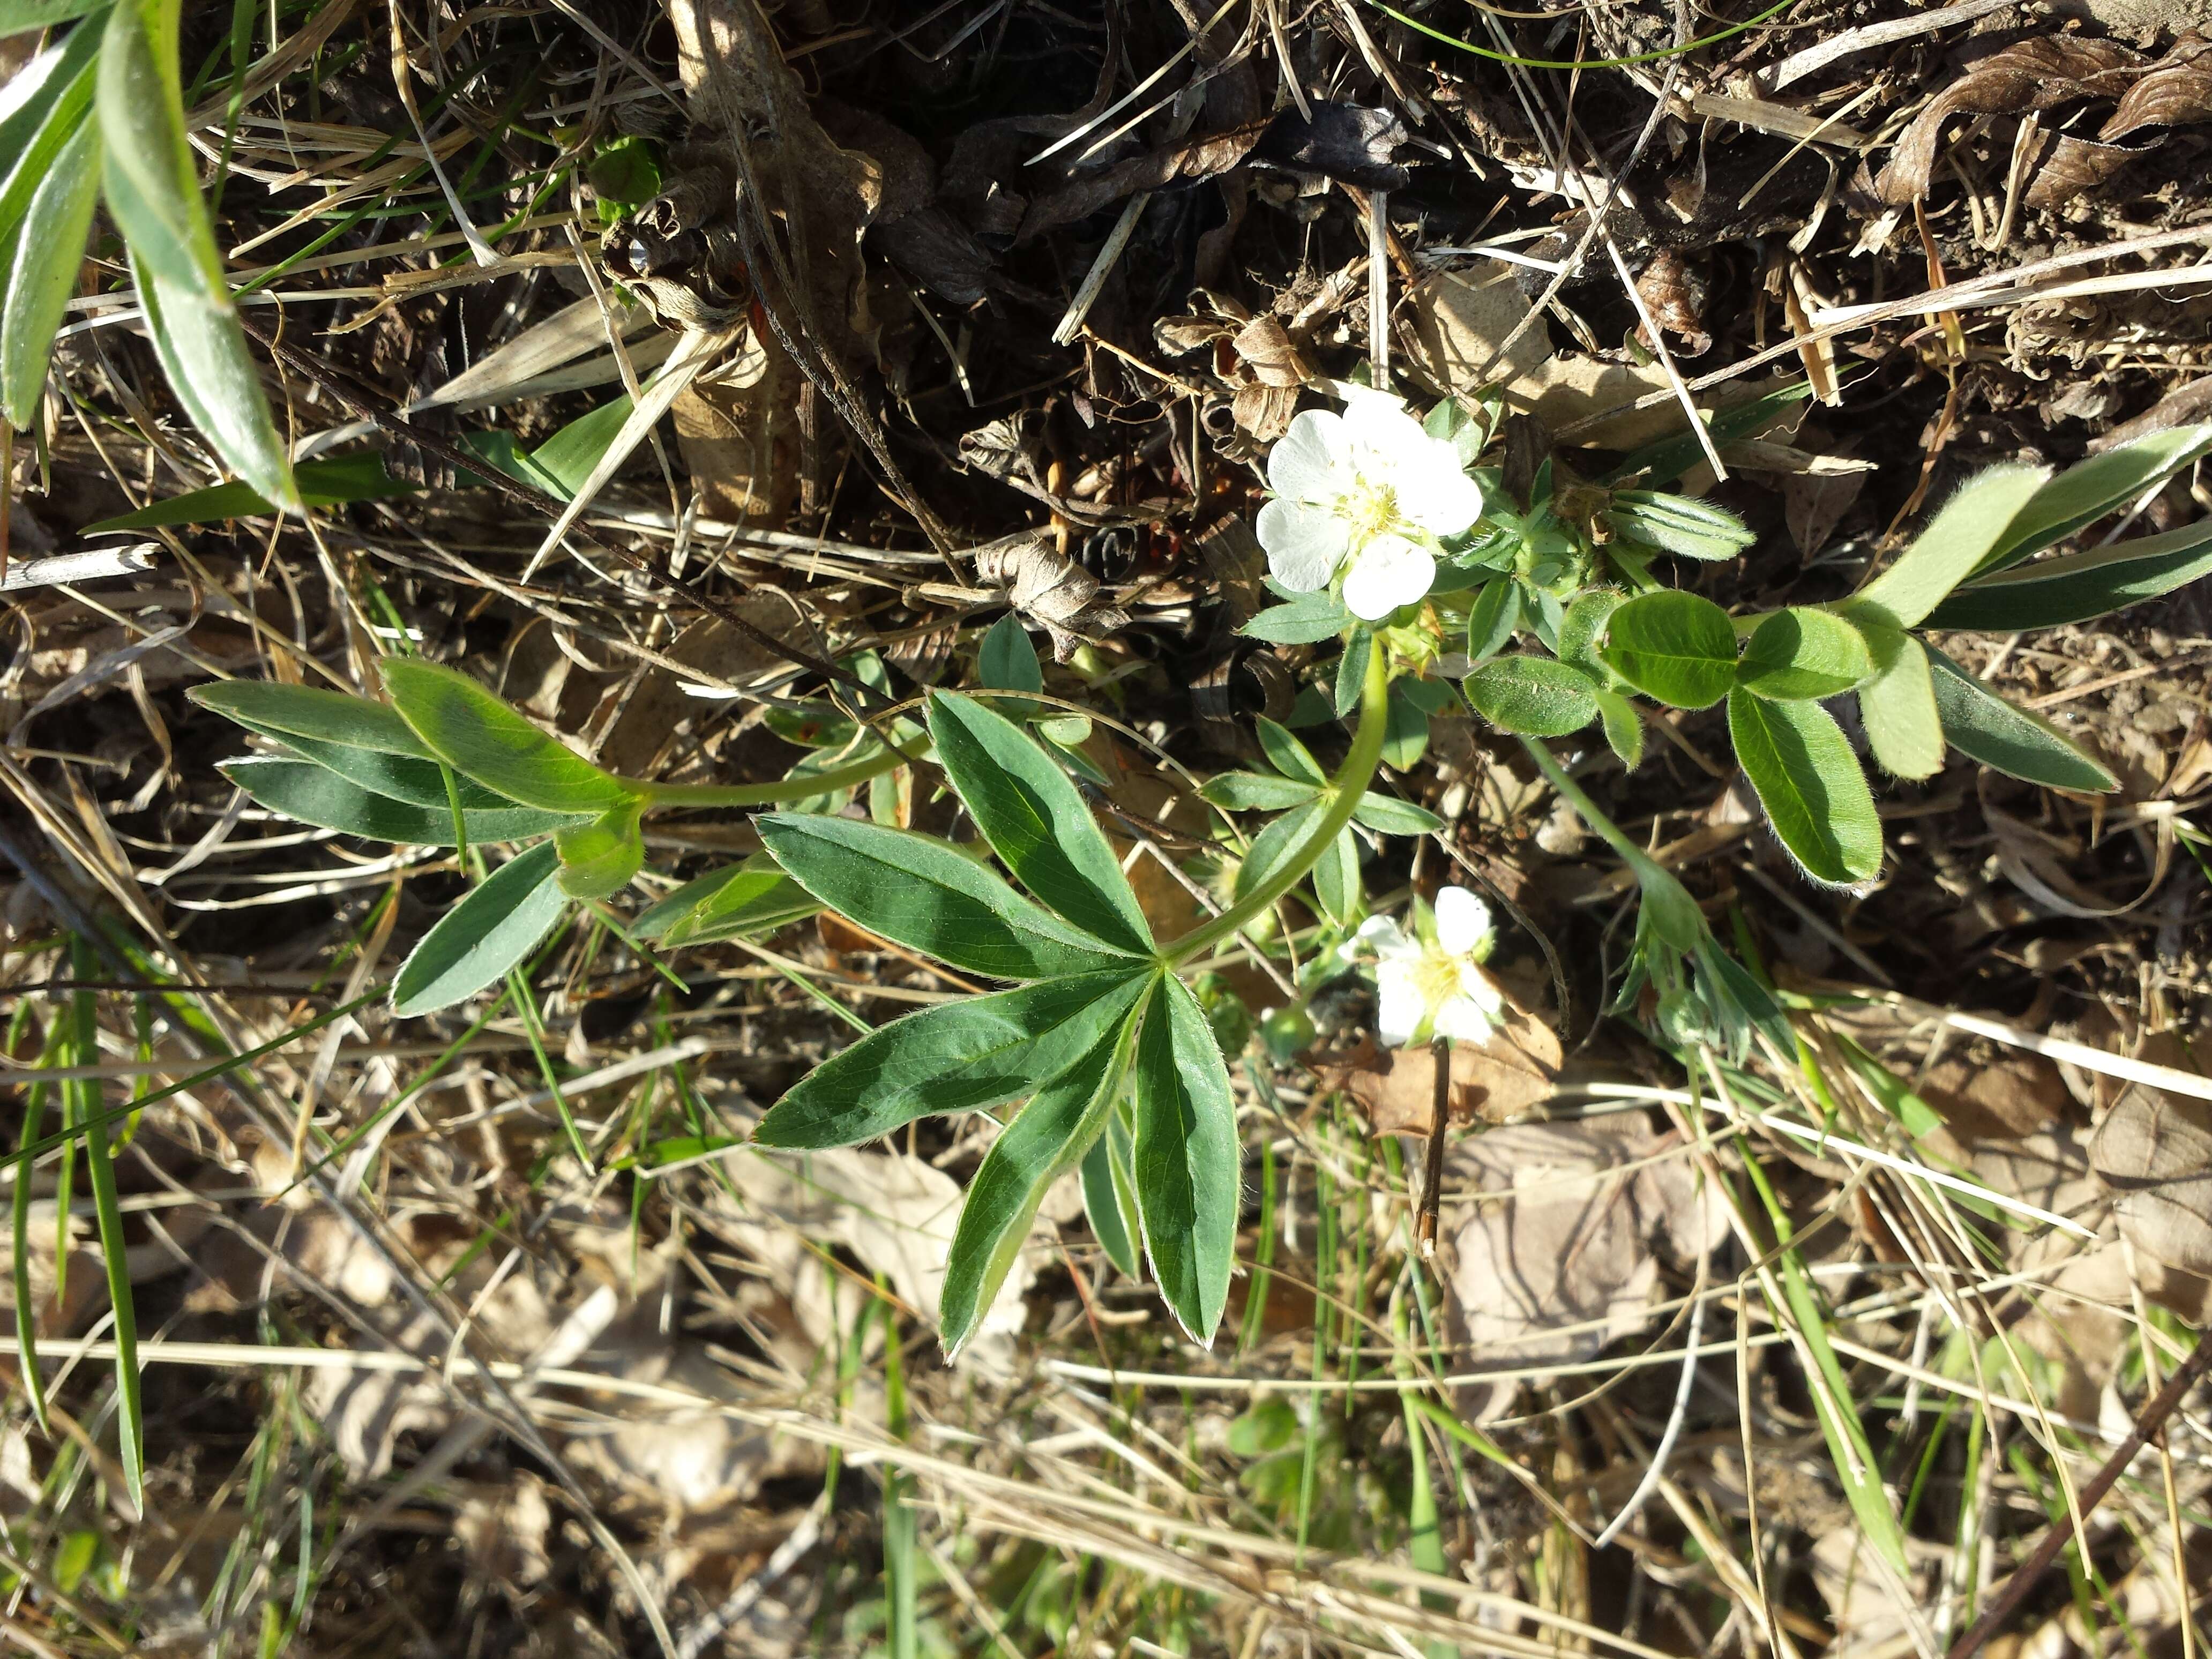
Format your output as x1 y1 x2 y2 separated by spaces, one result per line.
69 939 140 1505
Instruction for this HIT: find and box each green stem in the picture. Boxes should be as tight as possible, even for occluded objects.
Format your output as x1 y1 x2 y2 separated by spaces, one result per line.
1516 737 1640 865
1167 648 1392 965
633 742 918 810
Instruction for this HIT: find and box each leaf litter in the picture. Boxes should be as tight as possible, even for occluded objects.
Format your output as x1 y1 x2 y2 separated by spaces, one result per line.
5 0 2212 1652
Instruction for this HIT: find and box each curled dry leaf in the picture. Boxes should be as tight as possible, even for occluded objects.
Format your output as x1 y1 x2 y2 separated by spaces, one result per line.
970 532 1131 662
1876 38 2149 204
2091 1088 2212 1278
2102 33 2212 139
2022 132 2141 211
1435 1116 1729 1421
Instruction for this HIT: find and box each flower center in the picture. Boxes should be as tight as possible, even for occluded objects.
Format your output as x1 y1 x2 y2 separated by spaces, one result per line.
1412 948 1467 1016
1340 477 1401 546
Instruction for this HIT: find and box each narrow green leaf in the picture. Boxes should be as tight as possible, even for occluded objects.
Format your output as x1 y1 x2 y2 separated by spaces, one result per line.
1596 589 1738 709
1608 489 1757 560
391 841 569 1016
0 2 113 35
1926 518 2212 632
1256 717 1327 784
632 854 820 944
1854 624 1942 781
1978 423 2212 576
81 452 415 530
1926 648 2117 793
1 115 98 430
1233 799 1323 906
382 658 632 815
978 612 1042 693
129 255 300 510
1463 655 1601 736
1199 771 1324 813
1335 629 1372 720
752 969 1152 1148
1382 682 1436 769
0 18 99 249
1727 689 1882 887
1349 790 1443 835
926 690 1154 954
940 1011 1138 1358
190 678 435 758
1311 825 1362 925
554 798 644 899
1080 1122 1141 1278
1132 975 1239 1346
1465 577 1520 664
1736 608 1873 701
1849 465 2049 627
11 1047 50 1433
1604 379 1812 487
1594 687 1645 770
220 757 579 844
68 940 139 1505
244 735 528 812
98 0 219 295
1242 589 1354 644
758 813 1139 981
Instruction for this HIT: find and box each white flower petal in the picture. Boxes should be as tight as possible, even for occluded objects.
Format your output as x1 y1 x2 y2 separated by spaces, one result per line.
1339 387 1427 458
1433 993 1496 1045
1433 886 1492 958
1256 497 1349 592
1341 533 1436 620
1358 914 1421 960
1462 967 1506 1017
1374 960 1427 1048
1392 446 1485 536
1267 409 1349 501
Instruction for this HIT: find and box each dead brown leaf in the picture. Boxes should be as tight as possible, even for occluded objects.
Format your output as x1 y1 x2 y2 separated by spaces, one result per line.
1877 39 2149 204
2091 1089 2212 1277
1327 1009 1562 1132
2102 33 2212 139
2021 132 2141 210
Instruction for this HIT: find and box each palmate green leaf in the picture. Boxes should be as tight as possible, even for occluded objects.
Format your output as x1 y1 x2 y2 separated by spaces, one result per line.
1976 423 2212 577
1926 648 2117 793
382 659 633 816
939 1007 1140 1359
1854 623 1942 781
190 679 433 757
752 969 1151 1148
1080 1105 1142 1278
1311 824 1362 925
1199 771 1323 812
1847 464 2049 628
632 854 819 945
0 17 100 249
1462 655 1600 736
1 116 99 431
1925 518 2212 632
81 452 415 531
392 840 569 1016
926 690 1153 955
1736 608 1873 701
758 813 1139 981
220 757 579 845
1726 689 1882 887
555 798 644 899
1596 589 1737 709
1607 489 1757 560
1 1 109 29
1132 975 1240 1346
1465 577 1520 664
978 612 1043 693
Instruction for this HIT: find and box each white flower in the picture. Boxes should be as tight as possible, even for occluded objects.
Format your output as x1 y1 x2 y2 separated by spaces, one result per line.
1357 886 1505 1048
1256 388 1485 622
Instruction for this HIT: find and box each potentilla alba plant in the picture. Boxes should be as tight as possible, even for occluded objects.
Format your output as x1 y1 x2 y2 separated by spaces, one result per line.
1257 387 1484 619
1358 886 1505 1048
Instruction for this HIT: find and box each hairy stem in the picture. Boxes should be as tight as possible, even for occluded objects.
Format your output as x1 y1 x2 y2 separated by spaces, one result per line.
1516 736 1640 863
1167 647 1391 965
634 742 917 809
